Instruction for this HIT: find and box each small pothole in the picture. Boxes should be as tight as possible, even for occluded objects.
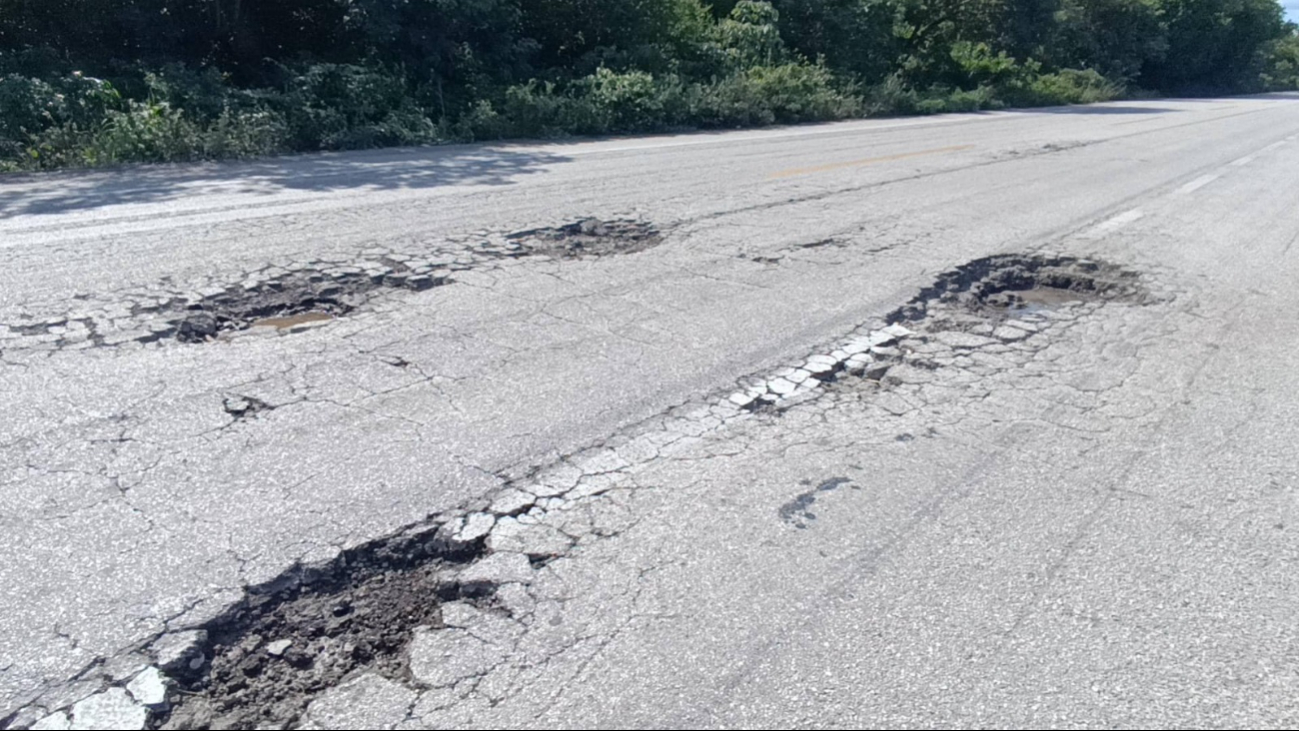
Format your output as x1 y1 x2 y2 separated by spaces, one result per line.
175 269 445 344
506 218 661 259
890 254 1144 324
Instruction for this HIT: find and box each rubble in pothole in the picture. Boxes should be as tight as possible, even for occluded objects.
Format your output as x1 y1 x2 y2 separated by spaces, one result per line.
889 254 1145 325
159 528 489 730
505 218 661 259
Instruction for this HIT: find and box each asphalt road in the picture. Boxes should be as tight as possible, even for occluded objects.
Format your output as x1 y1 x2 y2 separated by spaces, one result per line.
3 95 1299 729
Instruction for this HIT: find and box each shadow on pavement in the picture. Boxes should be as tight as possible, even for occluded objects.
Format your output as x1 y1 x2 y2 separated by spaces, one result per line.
0 144 570 218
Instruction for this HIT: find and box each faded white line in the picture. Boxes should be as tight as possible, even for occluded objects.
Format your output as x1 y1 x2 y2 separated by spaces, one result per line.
1176 174 1219 195
1231 155 1256 167
1085 209 1144 238
562 116 990 156
1263 141 1286 151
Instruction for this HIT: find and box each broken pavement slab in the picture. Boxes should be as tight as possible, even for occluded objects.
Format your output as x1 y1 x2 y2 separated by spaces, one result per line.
302 674 417 731
68 689 146 731
407 627 510 690
124 668 169 711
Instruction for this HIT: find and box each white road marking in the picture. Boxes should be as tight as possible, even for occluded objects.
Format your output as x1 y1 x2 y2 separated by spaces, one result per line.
1176 174 1219 195
1263 141 1286 151
562 116 988 156
1231 155 1256 166
1085 209 1144 238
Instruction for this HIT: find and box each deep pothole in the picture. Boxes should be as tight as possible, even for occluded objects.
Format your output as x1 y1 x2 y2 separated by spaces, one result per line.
505 218 661 259
157 529 490 731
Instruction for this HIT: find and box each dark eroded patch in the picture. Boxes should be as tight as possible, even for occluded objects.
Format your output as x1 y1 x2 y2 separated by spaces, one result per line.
160 528 489 730
506 218 661 259
778 477 853 529
176 268 446 344
800 254 1148 404
890 254 1144 325
222 395 273 421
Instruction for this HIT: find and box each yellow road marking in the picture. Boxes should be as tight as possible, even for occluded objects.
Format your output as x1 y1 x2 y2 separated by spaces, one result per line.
768 144 975 179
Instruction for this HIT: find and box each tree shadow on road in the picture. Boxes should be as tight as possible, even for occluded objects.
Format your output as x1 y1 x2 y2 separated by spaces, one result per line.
0 144 570 218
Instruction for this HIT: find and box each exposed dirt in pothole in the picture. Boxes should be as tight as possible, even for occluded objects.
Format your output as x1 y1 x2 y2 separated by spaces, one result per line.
506 218 661 259
158 529 489 731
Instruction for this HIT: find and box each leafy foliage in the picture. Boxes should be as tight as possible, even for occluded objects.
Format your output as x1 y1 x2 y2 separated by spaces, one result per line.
0 0 1294 171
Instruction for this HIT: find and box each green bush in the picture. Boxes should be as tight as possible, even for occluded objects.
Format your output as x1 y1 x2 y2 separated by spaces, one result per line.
580 67 687 133
200 107 290 159
696 62 859 127
1260 33 1299 90
89 99 204 163
4 0 1291 173
279 64 439 150
1005 68 1124 106
456 82 586 140
0 72 119 141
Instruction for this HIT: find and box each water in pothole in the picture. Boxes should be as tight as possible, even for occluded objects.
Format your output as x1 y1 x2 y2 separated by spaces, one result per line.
987 286 1101 317
249 312 335 330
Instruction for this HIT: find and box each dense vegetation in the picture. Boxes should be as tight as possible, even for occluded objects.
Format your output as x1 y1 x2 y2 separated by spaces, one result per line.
1 0 1296 171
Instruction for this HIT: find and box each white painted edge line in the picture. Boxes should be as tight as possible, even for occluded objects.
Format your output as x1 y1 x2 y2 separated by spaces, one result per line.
1230 155 1256 167
1263 141 1286 151
1176 174 1219 195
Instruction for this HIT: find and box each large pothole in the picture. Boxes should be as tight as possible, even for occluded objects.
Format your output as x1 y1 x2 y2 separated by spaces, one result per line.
731 253 1149 412
158 528 489 731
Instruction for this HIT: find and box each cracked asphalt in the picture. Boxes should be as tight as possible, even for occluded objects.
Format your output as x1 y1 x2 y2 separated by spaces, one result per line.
4 95 1299 729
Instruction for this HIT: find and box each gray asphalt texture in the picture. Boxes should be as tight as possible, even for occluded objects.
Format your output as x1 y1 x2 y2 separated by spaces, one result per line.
4 95 1299 729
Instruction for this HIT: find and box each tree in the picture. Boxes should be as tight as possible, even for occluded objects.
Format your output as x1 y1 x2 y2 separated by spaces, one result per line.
1142 0 1287 92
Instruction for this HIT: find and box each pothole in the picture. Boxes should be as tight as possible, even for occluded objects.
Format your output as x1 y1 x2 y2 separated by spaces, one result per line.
159 528 489 731
890 254 1144 325
222 396 273 421
174 268 446 344
505 218 661 259
732 253 1149 411
4 219 666 353
778 477 854 529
